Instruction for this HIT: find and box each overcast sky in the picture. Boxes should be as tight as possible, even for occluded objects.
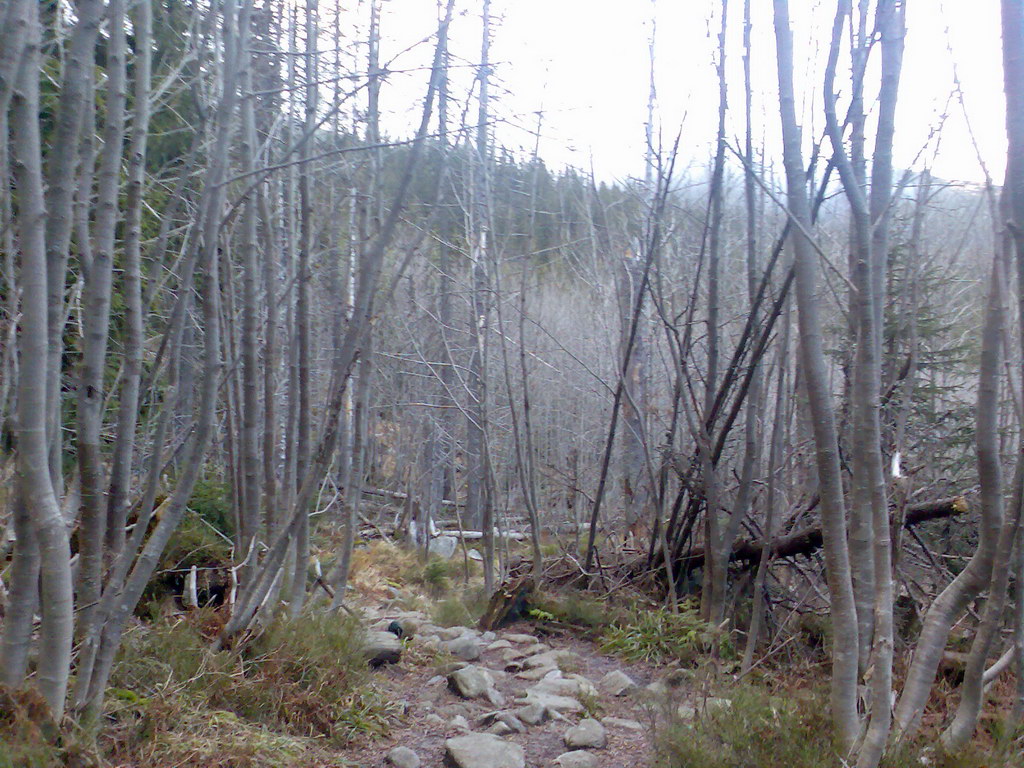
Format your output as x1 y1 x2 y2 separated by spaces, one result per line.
370 0 1007 185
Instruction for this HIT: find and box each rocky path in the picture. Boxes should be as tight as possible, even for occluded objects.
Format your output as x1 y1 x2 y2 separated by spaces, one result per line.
349 606 661 768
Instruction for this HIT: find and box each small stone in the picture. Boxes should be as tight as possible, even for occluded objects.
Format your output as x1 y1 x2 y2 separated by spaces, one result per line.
444 733 526 768
533 677 583 697
427 675 445 686
514 702 548 725
429 535 459 560
563 718 607 749
441 626 471 640
599 669 637 696
479 711 527 733
504 633 538 644
554 751 599 768
386 746 421 768
425 713 446 728
450 715 471 732
568 674 598 697
487 639 513 652
363 630 402 666
487 721 514 735
448 665 495 700
521 689 583 714
524 649 578 670
446 635 483 661
521 643 551 656
603 716 643 731
417 634 442 650
481 631 497 642
467 549 484 562
516 664 558 680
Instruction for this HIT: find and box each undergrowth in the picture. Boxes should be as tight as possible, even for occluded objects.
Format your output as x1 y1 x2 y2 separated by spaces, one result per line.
100 609 395 767
431 585 489 627
601 602 732 665
653 685 1000 768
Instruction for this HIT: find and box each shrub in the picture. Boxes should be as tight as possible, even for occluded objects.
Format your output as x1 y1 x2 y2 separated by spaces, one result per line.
187 473 234 536
601 602 731 665
431 586 489 628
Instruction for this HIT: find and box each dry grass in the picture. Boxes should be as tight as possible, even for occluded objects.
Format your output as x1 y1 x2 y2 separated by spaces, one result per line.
96 609 396 767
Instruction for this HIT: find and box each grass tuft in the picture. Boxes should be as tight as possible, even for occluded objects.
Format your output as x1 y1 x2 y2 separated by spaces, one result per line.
601 602 731 665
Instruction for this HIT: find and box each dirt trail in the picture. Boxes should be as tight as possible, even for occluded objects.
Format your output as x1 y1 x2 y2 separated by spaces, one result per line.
341 603 662 768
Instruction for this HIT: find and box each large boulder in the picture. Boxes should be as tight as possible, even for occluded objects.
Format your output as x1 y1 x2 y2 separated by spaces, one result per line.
444 734 525 768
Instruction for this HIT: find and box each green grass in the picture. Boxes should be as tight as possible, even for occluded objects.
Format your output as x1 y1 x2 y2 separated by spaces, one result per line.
431 585 489 628
652 684 1008 768
601 602 731 665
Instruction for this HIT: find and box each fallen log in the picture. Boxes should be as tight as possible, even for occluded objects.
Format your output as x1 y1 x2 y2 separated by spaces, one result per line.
674 495 968 575
438 529 527 541
361 486 463 508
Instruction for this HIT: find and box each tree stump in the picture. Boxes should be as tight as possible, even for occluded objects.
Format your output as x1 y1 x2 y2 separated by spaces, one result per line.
478 575 535 631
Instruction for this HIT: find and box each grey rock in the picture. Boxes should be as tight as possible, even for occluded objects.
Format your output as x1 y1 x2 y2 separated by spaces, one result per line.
603 716 643 731
520 689 583 714
429 535 459 560
467 549 484 562
524 649 578 670
487 721 514 736
532 677 583 698
448 665 495 700
599 669 637 696
504 633 538 644
363 630 402 666
563 718 607 749
445 635 483 661
441 626 471 640
479 711 527 734
514 702 549 726
444 734 525 768
553 751 599 768
481 631 497 642
385 746 421 768
450 715 471 732
425 713 446 728
521 643 551 656
516 664 558 680
488 639 513 652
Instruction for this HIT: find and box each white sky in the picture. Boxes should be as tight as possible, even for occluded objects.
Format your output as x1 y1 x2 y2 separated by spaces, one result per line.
368 0 1007 185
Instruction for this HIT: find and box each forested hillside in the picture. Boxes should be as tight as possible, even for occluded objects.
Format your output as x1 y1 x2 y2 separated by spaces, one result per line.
1 1 1023 766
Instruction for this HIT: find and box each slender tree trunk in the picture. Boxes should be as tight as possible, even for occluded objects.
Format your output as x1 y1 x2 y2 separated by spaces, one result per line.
76 0 128 633
773 0 860 749
7 0 75 717
703 0 729 624
44 0 104 492
106 0 153 562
